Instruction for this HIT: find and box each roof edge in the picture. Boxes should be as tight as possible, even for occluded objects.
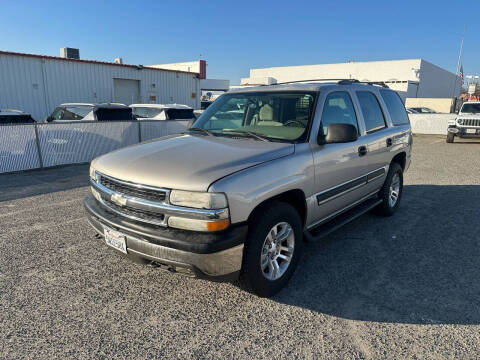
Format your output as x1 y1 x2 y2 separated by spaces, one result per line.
0 50 200 77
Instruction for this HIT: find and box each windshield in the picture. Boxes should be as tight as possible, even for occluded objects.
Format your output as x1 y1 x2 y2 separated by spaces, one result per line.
460 103 480 114
132 107 164 118
192 91 317 142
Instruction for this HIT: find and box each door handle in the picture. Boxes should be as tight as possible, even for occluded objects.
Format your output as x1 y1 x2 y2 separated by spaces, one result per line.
386 138 393 147
358 146 367 156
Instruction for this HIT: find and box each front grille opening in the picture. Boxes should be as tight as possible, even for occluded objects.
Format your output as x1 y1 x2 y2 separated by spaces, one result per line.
100 176 166 202
103 197 165 224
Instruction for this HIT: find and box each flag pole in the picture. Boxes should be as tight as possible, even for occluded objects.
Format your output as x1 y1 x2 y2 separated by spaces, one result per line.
452 25 466 100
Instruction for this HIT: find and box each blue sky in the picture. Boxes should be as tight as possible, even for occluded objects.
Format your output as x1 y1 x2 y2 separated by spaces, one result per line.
0 0 477 84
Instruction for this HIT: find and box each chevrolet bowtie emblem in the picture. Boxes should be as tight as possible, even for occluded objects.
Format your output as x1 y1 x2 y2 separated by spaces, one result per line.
111 193 128 206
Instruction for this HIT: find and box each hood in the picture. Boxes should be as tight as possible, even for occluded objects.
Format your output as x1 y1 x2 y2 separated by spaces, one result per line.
92 134 294 191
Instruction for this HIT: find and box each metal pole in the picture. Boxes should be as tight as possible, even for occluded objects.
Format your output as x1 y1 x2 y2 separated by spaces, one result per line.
452 26 466 99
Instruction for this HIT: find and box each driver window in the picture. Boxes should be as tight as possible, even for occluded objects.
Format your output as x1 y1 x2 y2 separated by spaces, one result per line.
321 92 358 135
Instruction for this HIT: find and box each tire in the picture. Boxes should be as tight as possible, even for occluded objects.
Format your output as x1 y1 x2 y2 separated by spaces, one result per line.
446 132 454 143
240 202 303 297
373 162 403 217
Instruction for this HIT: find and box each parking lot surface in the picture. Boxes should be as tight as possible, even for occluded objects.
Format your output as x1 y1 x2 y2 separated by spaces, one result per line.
1 135 480 359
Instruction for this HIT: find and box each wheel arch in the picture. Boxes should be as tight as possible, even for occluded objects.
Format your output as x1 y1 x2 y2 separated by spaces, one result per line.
391 151 407 170
247 189 307 228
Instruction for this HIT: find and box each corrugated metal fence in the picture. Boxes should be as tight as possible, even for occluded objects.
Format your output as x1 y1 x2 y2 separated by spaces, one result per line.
0 120 188 174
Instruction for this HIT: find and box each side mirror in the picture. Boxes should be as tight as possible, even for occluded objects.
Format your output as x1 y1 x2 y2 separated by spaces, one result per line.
318 123 358 144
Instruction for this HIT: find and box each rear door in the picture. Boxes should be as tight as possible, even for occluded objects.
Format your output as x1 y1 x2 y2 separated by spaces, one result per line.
352 89 394 190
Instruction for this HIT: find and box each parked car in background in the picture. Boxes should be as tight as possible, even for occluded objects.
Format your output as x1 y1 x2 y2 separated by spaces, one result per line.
45 103 134 122
130 104 195 121
447 101 480 143
408 107 436 114
406 108 418 114
85 80 412 297
0 109 36 124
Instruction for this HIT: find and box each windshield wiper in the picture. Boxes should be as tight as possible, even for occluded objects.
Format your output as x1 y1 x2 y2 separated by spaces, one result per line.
221 129 270 142
188 127 215 136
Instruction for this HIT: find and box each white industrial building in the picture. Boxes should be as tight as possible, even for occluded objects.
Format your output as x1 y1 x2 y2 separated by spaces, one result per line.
238 59 462 101
150 60 230 93
0 50 201 120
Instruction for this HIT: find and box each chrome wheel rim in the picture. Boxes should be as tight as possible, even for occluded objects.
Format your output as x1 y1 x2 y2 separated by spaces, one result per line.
260 222 295 281
389 173 401 207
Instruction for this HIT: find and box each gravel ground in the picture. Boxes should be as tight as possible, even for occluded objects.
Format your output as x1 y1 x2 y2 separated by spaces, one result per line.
1 135 479 359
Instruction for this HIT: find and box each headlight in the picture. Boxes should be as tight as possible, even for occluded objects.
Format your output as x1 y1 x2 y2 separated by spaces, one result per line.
89 165 97 181
169 190 228 209
457 118 463 125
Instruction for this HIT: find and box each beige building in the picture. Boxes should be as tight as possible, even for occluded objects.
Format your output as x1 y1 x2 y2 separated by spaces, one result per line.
238 59 462 101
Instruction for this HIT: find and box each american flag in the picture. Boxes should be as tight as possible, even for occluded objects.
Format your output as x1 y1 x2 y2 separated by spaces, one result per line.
460 65 464 86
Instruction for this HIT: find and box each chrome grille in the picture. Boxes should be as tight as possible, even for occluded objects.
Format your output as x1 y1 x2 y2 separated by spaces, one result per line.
462 118 480 127
102 197 166 225
99 175 167 202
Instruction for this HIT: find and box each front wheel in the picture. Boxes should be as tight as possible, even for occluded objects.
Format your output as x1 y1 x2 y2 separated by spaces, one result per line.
373 162 403 217
446 132 455 143
240 202 303 297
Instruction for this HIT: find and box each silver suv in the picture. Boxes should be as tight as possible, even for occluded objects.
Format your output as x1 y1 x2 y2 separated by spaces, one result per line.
447 101 480 142
84 80 412 297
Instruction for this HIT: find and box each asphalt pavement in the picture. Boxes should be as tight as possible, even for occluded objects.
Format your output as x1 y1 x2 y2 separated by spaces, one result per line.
1 135 479 359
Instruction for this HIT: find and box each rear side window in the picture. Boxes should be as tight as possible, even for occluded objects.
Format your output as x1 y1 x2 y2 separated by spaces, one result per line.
95 108 133 121
0 115 36 124
165 109 195 120
380 90 410 125
321 91 358 135
356 92 386 133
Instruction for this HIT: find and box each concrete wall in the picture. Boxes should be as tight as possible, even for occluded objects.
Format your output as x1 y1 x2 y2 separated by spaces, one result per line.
405 98 454 113
0 53 201 120
200 79 230 91
408 113 454 135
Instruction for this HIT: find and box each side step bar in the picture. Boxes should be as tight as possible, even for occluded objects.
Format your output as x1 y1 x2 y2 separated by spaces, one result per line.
304 197 382 242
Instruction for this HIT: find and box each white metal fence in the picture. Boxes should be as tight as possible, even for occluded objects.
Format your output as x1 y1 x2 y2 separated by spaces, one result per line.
0 120 188 174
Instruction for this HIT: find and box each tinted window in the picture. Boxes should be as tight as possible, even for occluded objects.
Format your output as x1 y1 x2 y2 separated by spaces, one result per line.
321 91 358 135
0 115 36 124
95 108 133 121
165 109 195 120
356 92 386 132
380 90 410 125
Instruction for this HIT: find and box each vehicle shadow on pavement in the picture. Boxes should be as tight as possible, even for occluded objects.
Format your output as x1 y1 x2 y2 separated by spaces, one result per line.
274 184 480 325
0 163 89 202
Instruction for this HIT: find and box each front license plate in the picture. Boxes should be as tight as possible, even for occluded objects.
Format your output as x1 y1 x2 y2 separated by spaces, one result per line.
466 128 477 134
104 227 127 254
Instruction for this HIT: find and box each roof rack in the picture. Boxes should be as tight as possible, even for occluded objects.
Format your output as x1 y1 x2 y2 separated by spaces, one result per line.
267 78 390 88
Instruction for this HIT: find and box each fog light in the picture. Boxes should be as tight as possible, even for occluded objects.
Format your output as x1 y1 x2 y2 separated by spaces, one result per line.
168 217 230 232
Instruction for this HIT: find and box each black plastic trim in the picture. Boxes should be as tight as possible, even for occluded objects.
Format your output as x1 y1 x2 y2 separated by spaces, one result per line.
84 195 247 254
316 176 367 204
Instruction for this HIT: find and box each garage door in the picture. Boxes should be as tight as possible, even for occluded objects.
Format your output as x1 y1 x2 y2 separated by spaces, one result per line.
113 79 140 105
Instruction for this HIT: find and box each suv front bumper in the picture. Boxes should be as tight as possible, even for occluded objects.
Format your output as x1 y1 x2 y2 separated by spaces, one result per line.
84 195 247 281
448 126 480 137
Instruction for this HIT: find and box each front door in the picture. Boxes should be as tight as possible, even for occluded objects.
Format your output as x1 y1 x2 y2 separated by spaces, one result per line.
309 90 370 226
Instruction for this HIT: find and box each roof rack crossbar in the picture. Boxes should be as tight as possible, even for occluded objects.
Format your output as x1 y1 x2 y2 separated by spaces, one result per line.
262 78 389 88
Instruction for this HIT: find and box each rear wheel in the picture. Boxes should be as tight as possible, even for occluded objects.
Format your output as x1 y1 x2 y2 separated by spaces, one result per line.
446 132 454 143
241 202 303 297
373 162 403 217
